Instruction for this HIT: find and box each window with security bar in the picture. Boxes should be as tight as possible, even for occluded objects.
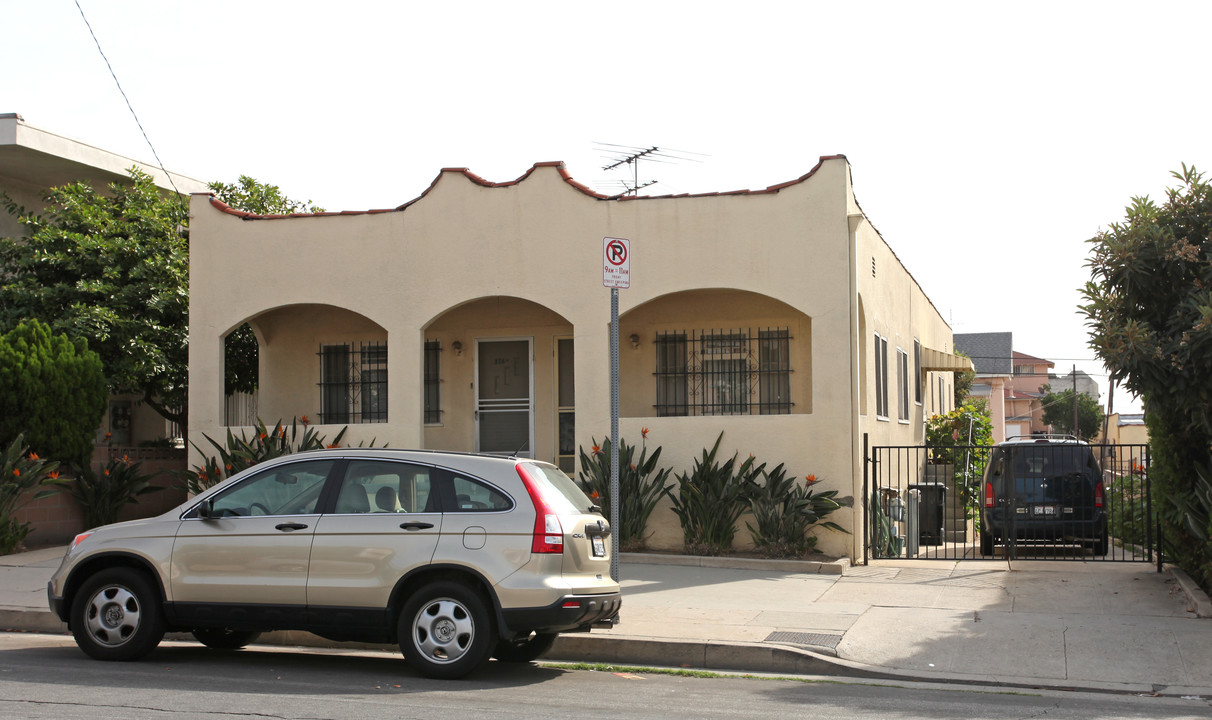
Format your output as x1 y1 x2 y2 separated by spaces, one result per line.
318 341 388 424
424 340 441 424
654 328 792 416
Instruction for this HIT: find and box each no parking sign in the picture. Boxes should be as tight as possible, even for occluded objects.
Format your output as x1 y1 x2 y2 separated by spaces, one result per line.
602 237 630 289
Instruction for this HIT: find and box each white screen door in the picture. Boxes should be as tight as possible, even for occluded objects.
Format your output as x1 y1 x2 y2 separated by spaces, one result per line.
476 339 533 457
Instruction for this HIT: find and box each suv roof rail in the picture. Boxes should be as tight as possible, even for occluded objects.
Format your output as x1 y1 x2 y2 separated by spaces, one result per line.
1003 433 1083 443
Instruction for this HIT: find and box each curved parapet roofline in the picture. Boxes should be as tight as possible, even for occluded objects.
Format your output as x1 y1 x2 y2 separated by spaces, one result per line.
199 155 848 220
205 196 400 220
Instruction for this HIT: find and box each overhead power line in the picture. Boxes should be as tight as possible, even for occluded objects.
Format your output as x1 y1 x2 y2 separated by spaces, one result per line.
74 0 180 196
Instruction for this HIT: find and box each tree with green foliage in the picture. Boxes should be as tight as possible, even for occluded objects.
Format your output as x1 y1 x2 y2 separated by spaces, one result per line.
926 401 994 516
1081 164 1212 592
0 169 189 429
0 171 324 436
0 319 107 469
208 176 324 216
1039 385 1103 439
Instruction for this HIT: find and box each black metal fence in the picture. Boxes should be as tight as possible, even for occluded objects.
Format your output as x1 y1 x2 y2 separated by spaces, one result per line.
864 439 1156 566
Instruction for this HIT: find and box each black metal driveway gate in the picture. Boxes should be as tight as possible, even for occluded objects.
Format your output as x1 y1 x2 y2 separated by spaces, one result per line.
863 437 1157 567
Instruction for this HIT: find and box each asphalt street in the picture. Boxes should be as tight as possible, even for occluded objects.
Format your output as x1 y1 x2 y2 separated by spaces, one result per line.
1 633 1209 720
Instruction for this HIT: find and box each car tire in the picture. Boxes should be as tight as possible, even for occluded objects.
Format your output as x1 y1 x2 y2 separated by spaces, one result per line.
979 529 994 556
70 567 165 661
493 632 558 663
1092 526 1109 557
399 581 494 679
191 628 262 650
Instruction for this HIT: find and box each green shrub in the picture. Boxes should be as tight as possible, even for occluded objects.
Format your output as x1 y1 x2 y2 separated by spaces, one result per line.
577 433 672 551
71 456 162 530
742 466 846 558
1105 465 1153 550
925 402 993 521
0 434 64 554
669 432 761 555
0 319 107 469
869 487 900 559
1146 409 1212 593
181 418 358 495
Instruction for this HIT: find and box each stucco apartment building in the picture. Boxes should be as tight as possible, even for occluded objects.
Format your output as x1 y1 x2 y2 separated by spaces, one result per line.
954 332 1012 442
188 155 968 559
1006 351 1054 438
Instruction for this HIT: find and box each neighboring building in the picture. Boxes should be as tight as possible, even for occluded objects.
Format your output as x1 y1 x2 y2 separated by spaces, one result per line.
1 112 207 448
1100 412 1149 476
188 155 969 560
1048 368 1100 403
1104 413 1148 446
1 112 206 243
952 333 1106 443
1005 351 1054 438
953 332 1013 442
1 113 207 545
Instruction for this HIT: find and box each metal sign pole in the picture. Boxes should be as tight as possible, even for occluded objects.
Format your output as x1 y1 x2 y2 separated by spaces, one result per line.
609 287 621 582
601 235 629 585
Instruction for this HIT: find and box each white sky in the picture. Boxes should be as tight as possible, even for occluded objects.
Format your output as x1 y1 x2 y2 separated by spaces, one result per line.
7 0 1211 416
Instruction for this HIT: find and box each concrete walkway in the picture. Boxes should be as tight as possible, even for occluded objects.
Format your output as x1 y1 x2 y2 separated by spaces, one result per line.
3 547 1210 696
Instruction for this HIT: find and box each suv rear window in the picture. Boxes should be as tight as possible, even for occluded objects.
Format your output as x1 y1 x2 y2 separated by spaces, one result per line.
519 462 599 515
1001 445 1096 478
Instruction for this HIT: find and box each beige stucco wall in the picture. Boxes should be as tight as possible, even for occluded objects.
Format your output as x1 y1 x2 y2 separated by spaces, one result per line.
1104 414 1150 446
189 156 956 559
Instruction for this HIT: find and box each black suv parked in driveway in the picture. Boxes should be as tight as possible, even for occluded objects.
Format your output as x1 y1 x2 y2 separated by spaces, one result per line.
979 435 1107 556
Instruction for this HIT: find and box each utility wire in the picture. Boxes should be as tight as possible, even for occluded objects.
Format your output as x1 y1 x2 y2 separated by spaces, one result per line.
74 0 181 197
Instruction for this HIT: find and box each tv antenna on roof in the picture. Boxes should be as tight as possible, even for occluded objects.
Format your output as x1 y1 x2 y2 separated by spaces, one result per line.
593 142 706 197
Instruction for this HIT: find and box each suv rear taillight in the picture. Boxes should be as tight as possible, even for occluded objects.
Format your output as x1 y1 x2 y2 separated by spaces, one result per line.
1095 481 1105 508
984 482 995 508
516 464 564 554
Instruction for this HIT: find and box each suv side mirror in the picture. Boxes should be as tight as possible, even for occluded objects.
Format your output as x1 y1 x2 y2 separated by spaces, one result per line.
197 499 216 520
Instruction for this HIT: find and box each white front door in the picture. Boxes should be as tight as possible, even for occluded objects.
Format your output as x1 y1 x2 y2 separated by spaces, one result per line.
475 338 534 457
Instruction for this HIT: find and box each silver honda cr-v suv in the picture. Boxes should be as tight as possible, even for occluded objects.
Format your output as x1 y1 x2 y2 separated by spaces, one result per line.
48 449 620 678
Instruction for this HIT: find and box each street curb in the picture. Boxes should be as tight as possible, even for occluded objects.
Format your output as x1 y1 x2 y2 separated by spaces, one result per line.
0 608 66 635
6 606 1207 696
544 634 1209 697
547 633 889 678
1166 564 1212 618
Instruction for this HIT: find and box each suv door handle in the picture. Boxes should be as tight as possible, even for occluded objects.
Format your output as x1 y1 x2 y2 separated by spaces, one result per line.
275 522 308 531
400 522 435 531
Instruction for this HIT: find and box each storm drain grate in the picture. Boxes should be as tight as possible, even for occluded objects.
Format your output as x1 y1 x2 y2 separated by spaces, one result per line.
764 631 843 650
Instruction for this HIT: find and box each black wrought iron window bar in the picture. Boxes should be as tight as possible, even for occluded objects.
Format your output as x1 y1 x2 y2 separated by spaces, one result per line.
424 340 441 424
318 341 388 424
654 328 792 416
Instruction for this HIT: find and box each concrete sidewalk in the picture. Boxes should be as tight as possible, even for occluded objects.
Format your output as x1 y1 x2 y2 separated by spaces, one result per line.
3 546 1211 696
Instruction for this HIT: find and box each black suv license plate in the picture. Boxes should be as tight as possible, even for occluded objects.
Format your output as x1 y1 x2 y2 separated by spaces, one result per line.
1032 505 1057 516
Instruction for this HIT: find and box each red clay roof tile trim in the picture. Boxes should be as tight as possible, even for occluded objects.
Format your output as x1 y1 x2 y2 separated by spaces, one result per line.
204 155 848 219
206 196 397 220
